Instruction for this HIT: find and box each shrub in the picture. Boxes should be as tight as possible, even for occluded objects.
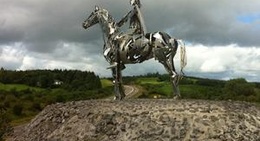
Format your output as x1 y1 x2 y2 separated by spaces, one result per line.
13 104 23 116
224 78 255 100
31 102 42 111
55 94 65 103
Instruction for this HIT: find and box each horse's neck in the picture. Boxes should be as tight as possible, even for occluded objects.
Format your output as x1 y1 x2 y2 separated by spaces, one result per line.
99 15 122 55
98 12 119 39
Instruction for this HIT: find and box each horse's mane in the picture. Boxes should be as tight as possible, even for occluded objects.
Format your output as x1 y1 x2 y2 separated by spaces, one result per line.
97 7 116 22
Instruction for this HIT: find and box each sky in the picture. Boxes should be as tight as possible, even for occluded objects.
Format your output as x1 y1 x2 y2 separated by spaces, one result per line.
0 0 260 82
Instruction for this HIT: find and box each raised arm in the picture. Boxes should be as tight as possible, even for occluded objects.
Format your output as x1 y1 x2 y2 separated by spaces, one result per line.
117 10 132 27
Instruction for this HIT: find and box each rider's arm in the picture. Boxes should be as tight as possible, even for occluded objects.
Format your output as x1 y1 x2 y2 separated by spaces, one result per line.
117 10 133 27
117 11 131 27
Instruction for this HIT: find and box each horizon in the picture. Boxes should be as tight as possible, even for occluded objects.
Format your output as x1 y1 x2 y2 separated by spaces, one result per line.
1 67 259 83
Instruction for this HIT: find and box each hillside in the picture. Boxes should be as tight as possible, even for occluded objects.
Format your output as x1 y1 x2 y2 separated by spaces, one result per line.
10 99 260 141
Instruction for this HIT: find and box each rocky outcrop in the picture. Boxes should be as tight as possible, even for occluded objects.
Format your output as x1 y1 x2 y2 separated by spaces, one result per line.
12 99 260 141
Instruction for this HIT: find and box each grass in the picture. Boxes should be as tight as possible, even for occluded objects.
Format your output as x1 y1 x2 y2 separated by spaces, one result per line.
136 77 162 85
10 115 36 126
0 83 42 91
101 79 113 88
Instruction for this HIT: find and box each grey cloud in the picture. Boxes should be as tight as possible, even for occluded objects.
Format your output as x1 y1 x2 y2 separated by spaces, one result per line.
141 0 260 46
1 0 260 54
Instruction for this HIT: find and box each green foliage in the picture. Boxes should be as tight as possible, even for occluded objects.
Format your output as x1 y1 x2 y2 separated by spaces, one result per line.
196 78 225 87
224 78 255 99
30 102 42 111
0 105 12 141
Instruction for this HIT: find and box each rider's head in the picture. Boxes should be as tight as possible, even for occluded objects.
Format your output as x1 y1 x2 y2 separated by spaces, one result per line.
94 5 100 12
130 0 141 8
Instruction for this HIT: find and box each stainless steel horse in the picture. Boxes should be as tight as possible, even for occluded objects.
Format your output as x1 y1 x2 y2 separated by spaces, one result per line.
82 6 187 100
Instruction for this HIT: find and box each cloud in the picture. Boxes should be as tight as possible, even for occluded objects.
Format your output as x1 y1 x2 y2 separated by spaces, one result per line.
0 43 25 69
1 42 259 81
0 0 259 81
185 44 260 81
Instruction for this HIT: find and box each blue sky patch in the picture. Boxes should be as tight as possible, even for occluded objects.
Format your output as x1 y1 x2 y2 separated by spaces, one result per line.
237 14 260 23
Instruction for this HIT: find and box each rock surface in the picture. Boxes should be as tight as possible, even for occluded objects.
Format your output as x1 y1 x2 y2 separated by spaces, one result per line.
12 99 260 141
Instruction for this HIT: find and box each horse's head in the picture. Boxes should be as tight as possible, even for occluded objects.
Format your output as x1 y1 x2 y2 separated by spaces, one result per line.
82 6 119 37
82 6 100 29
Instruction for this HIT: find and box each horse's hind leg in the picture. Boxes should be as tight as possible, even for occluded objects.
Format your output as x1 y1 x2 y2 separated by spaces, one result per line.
157 48 181 99
160 61 180 99
169 53 181 99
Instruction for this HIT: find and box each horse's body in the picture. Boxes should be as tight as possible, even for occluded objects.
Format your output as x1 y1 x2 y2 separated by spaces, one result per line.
83 6 187 100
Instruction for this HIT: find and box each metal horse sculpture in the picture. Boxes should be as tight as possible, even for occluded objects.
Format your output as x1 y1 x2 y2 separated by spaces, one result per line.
82 6 187 100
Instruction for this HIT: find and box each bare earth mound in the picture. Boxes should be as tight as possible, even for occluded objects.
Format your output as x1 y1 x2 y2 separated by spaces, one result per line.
12 99 260 141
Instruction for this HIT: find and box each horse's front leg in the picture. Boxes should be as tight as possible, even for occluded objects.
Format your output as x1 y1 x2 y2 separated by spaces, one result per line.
110 46 125 100
160 61 181 99
111 62 125 100
117 62 125 100
111 68 119 100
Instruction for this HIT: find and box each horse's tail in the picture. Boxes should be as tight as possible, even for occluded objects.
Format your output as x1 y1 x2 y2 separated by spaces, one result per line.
177 39 187 76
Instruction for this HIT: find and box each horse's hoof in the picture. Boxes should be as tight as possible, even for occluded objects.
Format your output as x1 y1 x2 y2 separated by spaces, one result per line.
173 95 181 100
114 96 124 100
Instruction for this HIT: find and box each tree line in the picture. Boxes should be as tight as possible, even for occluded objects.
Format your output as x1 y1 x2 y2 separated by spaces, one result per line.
0 68 101 91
